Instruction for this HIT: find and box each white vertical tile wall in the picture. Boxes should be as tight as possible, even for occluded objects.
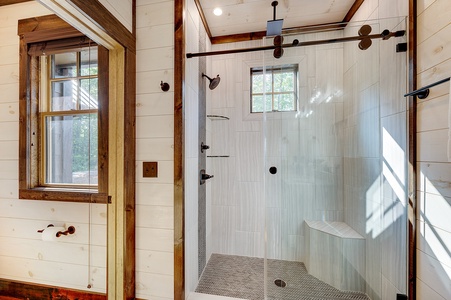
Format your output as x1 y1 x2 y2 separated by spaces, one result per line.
208 32 346 261
349 1 409 299
184 0 212 297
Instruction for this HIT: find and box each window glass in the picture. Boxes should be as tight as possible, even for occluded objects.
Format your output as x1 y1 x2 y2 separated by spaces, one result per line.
79 78 99 109
19 17 109 203
80 48 98 76
51 80 77 111
44 47 98 187
251 64 297 113
51 52 77 78
44 114 98 185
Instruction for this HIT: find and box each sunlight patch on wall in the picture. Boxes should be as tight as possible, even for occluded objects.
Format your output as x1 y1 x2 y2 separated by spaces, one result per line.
419 189 451 234
365 128 407 239
419 169 445 196
419 220 451 273
382 127 406 205
365 175 383 238
382 162 406 206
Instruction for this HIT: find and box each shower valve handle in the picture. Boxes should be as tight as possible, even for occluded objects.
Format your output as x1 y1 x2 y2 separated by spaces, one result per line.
202 173 214 180
200 169 214 185
201 142 210 153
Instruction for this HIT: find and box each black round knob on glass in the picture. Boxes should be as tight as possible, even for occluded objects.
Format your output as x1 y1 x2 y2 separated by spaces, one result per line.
269 166 277 174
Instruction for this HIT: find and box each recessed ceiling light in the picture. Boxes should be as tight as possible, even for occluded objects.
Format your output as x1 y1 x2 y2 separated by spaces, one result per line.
213 7 223 16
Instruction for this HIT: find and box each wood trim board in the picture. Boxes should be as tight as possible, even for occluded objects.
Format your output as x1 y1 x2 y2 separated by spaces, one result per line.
408 0 417 298
174 0 185 299
66 0 135 52
342 0 365 23
0 0 32 6
0 278 106 300
17 14 110 204
40 1 136 298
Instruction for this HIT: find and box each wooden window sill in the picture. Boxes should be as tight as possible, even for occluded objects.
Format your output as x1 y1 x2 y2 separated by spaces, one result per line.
19 188 110 203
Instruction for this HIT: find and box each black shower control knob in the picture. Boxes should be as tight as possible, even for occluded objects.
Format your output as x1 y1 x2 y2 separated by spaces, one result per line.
202 173 214 180
201 142 210 153
269 166 277 174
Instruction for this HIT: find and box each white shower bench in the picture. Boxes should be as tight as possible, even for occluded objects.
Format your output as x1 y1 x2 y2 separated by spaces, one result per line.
304 220 366 292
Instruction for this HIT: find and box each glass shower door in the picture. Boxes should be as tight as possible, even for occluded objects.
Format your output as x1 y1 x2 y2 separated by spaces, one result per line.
262 18 408 300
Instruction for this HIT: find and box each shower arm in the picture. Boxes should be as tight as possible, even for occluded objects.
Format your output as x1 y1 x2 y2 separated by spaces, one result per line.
186 29 405 58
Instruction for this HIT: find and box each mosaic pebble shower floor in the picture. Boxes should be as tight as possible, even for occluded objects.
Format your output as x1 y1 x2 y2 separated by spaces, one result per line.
195 254 370 300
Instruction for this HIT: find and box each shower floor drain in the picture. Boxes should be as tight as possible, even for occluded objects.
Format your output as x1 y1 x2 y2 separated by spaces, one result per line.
274 279 286 287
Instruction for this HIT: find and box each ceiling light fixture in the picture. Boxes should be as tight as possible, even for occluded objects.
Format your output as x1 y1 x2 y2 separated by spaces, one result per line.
213 7 223 16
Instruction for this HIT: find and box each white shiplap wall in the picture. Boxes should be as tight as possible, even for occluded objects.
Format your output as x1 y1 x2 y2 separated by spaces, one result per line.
135 0 175 298
416 0 451 299
0 2 107 293
98 0 133 33
0 0 176 298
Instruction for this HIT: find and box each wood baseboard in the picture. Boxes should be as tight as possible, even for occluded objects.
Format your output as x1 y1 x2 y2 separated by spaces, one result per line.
0 279 106 300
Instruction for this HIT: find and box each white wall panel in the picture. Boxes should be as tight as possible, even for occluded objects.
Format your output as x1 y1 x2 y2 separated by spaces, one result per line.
99 0 133 32
0 2 108 293
417 0 451 299
136 0 174 28
135 0 175 298
0 83 19 103
136 92 174 117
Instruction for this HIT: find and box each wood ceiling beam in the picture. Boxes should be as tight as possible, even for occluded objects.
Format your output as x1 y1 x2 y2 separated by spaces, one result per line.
211 31 267 44
0 0 32 6
194 0 212 39
210 22 345 45
342 0 365 23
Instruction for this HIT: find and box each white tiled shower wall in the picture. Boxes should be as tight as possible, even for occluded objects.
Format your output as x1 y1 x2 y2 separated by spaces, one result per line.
207 33 346 262
343 18 408 300
184 0 212 296
346 1 412 300
206 7 410 300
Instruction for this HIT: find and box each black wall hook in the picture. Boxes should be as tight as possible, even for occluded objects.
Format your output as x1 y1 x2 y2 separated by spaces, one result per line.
160 81 170 92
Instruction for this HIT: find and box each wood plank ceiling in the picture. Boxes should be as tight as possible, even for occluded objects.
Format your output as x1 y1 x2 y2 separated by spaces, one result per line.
2 1 365 43
196 0 365 42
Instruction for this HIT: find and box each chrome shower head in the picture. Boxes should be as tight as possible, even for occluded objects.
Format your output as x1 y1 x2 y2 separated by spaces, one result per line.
202 73 221 90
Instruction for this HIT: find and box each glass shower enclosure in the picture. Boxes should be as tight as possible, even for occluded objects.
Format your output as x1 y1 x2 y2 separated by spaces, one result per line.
197 17 408 300
261 18 408 300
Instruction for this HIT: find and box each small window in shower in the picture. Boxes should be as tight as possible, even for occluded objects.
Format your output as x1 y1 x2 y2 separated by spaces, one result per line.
250 64 298 113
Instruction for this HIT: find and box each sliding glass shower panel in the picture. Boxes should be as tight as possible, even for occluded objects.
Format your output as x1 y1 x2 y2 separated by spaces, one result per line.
262 17 408 300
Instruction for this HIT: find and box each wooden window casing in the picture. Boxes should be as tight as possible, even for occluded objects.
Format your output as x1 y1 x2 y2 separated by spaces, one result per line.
18 15 109 203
